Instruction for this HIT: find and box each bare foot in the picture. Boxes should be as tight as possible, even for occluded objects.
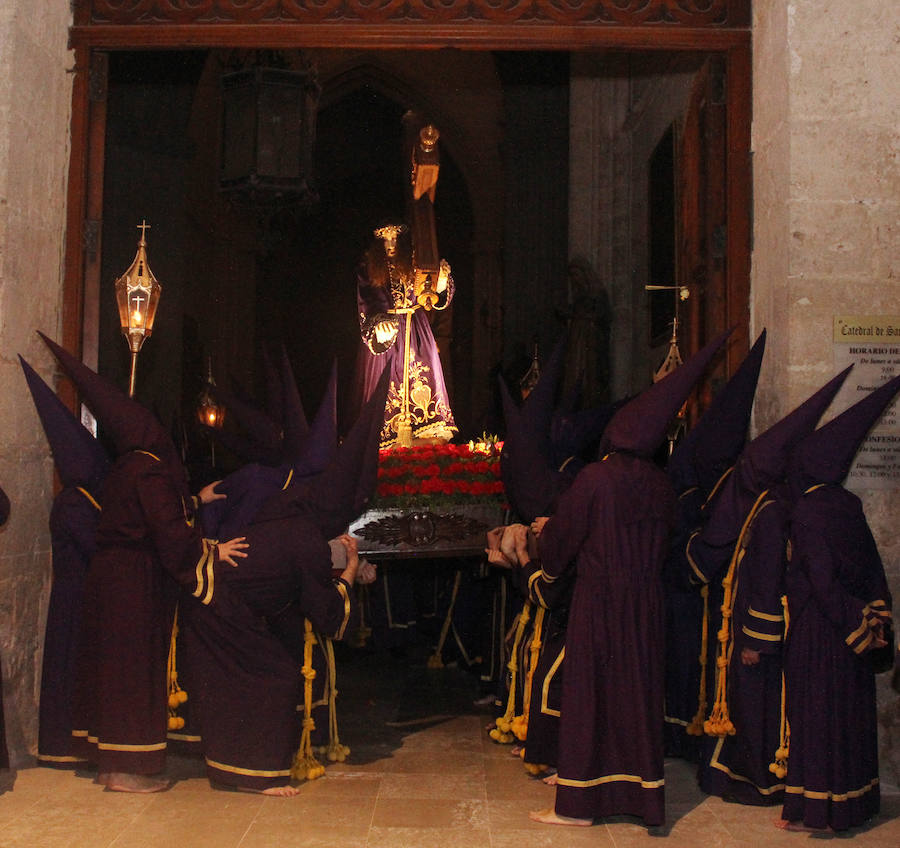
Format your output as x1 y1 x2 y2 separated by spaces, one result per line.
542 772 559 786
236 783 301 797
511 745 523 757
529 807 592 826
104 772 171 793
261 784 301 797
774 819 832 833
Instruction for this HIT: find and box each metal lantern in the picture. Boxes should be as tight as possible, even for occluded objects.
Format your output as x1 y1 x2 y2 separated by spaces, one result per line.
114 221 162 396
220 53 319 207
197 359 226 430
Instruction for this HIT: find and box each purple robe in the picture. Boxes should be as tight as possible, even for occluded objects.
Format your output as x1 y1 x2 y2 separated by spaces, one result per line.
183 511 355 790
37 487 100 766
70 451 236 775
781 486 890 830
662 486 706 760
538 453 676 826
355 261 456 447
513 557 574 769
698 496 788 804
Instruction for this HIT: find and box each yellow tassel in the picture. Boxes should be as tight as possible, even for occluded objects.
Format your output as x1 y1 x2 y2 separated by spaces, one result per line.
511 607 545 743
291 619 325 781
523 762 548 776
322 635 350 763
768 595 791 780
491 601 531 745
704 491 770 738
687 584 710 736
166 604 188 730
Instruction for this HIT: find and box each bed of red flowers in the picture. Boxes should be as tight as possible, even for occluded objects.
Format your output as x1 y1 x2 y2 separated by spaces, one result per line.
373 438 506 509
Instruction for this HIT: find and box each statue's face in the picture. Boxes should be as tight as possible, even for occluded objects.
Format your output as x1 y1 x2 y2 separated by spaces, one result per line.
383 233 398 257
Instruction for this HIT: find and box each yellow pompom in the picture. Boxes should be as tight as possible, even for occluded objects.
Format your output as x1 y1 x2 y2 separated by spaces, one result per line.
176 690 188 704
168 693 181 709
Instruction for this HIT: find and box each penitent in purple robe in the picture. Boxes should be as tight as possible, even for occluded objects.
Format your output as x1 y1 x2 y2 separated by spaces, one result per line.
183 511 355 790
38 487 101 765
70 451 237 776
538 454 676 826
781 487 890 830
355 259 456 447
698 493 789 804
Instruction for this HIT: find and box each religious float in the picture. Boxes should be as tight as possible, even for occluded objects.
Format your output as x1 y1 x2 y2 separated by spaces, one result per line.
348 437 506 559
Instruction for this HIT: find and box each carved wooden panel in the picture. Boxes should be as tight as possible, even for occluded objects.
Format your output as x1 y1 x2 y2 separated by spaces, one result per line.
76 1 750 29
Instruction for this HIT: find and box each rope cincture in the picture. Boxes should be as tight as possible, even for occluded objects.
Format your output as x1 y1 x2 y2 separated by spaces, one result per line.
519 605 551 775
292 619 325 781
769 594 791 779
704 490 770 738
321 636 350 764
686 583 710 736
166 603 188 731
490 601 532 744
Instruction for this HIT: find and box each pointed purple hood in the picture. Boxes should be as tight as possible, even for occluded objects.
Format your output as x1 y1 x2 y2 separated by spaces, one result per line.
20 355 111 491
208 384 283 466
601 327 733 458
278 344 309 463
499 376 562 521
789 373 900 490
254 366 390 539
290 359 338 476
701 365 852 546
37 332 184 483
668 329 766 494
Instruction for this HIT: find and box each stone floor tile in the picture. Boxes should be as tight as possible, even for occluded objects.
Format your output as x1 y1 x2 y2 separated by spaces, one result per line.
371 797 488 829
378 771 486 800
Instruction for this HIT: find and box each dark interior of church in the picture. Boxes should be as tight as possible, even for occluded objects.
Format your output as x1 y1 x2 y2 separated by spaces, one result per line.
93 47 706 483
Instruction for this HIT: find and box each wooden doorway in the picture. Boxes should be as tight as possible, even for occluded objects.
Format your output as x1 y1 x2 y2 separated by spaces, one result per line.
63 2 752 431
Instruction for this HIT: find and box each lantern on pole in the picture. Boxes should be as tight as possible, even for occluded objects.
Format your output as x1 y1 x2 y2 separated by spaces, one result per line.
114 221 162 397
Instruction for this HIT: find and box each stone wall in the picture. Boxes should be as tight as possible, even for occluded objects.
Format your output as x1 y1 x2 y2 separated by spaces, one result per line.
752 0 900 783
0 2 72 765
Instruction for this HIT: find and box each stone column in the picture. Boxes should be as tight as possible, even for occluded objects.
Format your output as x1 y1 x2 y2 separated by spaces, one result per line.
753 0 900 782
0 3 74 764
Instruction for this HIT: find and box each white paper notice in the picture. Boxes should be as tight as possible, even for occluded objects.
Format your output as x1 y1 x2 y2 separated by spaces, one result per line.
832 316 900 490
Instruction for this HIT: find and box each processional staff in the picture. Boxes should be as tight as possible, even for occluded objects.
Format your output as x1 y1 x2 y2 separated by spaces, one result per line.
114 220 162 397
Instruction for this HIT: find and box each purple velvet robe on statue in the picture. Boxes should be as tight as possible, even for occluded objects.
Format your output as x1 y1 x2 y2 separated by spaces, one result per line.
355 260 456 447
781 486 890 830
537 453 676 826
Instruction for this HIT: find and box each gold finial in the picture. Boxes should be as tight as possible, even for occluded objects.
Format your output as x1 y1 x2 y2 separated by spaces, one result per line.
137 219 151 244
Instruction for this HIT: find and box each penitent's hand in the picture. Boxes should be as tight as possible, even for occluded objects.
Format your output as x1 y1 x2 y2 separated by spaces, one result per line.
485 547 513 568
357 558 377 585
530 517 549 538
338 534 361 586
218 537 248 567
511 524 530 566
198 481 226 504
740 647 760 666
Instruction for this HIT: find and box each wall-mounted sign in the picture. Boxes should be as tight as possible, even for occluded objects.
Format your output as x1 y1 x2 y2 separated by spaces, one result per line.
833 316 900 490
